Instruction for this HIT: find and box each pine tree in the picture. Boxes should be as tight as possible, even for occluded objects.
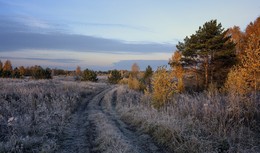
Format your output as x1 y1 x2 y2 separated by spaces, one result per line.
0 60 2 77
0 60 2 70
31 65 52 79
143 65 153 92
82 69 98 82
108 69 122 84
12 67 21 78
177 20 236 89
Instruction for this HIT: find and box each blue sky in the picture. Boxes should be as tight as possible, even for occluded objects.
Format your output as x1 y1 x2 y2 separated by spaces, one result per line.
0 0 259 70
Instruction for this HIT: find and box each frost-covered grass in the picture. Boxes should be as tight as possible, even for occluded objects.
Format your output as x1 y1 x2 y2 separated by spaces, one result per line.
85 87 138 153
90 111 138 153
0 78 98 152
115 86 260 153
1 78 258 152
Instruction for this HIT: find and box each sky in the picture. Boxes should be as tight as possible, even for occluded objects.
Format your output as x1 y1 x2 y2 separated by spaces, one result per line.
0 0 259 71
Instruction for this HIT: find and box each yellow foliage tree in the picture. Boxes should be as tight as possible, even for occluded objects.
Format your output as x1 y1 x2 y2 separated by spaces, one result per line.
225 31 260 98
131 63 140 78
128 63 146 91
242 34 260 94
169 51 184 92
225 17 260 122
76 65 82 76
151 66 177 108
225 67 248 96
19 66 26 77
3 60 12 71
225 16 260 96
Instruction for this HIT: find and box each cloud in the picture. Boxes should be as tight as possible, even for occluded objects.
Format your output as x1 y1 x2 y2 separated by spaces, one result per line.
73 22 152 32
1 56 81 64
0 13 175 70
0 31 174 53
0 14 175 53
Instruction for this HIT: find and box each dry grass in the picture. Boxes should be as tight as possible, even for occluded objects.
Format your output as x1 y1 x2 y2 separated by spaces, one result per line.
0 78 97 152
115 86 260 153
90 112 138 153
0 78 259 152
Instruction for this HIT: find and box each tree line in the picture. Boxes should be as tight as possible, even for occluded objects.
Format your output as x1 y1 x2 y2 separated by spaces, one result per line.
0 60 50 79
114 17 259 108
1 17 258 98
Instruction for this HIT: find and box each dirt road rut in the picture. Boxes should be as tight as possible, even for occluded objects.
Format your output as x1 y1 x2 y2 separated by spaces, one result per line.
57 86 167 153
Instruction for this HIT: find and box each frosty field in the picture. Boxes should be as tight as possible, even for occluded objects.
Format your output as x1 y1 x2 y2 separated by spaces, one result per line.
0 78 259 153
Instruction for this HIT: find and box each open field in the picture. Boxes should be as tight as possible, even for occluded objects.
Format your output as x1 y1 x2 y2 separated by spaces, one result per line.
0 79 166 153
0 78 259 153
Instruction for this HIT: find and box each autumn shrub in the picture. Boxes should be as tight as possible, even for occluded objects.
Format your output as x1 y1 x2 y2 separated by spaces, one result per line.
128 75 140 90
118 77 128 85
151 66 177 108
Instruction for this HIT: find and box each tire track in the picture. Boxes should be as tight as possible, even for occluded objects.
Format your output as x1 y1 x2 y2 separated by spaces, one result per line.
56 86 109 153
98 88 168 153
57 85 167 153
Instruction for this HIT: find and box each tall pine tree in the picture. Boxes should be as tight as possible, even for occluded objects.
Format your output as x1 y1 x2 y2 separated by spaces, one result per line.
177 20 236 89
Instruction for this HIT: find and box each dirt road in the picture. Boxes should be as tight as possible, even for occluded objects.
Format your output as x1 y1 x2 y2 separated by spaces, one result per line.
57 85 167 153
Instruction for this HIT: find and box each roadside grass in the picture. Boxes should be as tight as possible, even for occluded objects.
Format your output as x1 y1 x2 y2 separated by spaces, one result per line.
0 78 259 152
90 111 138 153
0 79 97 152
90 87 139 153
115 86 260 153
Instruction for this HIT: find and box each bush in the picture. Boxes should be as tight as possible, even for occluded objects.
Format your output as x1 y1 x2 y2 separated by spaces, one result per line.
118 78 128 85
128 75 146 91
128 75 141 90
82 69 98 82
108 69 122 84
152 66 177 108
1 70 12 78
31 66 52 79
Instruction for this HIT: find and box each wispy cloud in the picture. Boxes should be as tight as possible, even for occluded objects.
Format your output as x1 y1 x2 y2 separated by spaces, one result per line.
0 10 175 70
18 16 51 29
0 32 174 53
72 21 152 32
1 56 81 64
0 16 174 53
1 14 71 33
